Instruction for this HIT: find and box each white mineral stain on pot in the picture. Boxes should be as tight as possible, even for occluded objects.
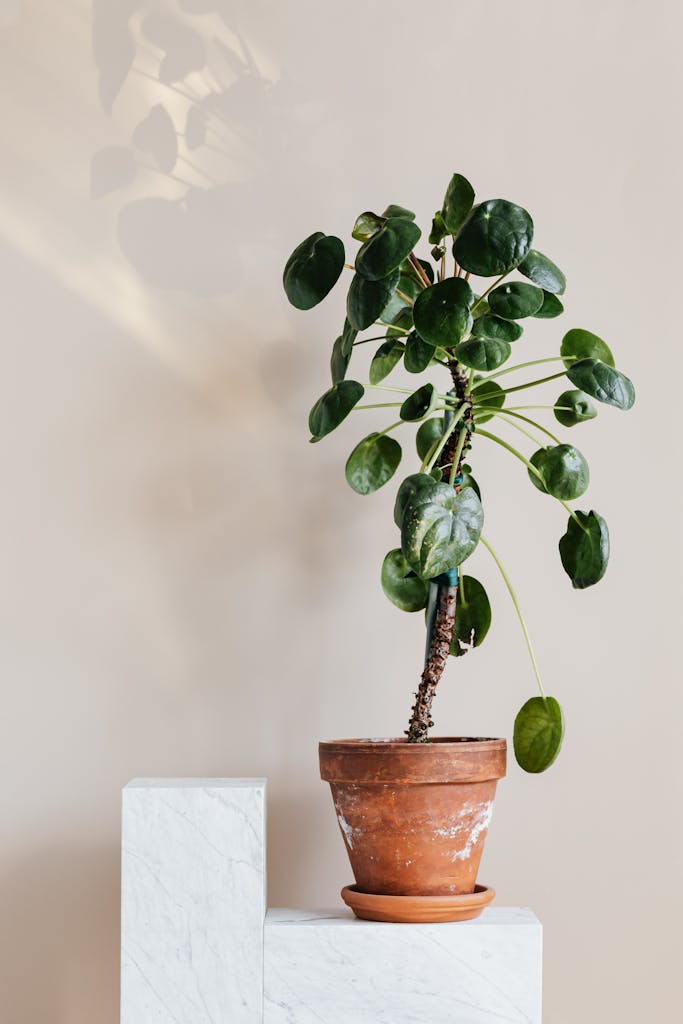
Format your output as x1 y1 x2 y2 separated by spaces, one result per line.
432 801 493 861
336 810 355 850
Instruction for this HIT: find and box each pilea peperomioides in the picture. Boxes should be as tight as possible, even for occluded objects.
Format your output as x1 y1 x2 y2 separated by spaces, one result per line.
283 176 635 772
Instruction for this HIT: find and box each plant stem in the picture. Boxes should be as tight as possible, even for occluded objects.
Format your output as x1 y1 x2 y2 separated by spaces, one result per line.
396 288 415 306
376 420 403 437
405 582 458 742
480 536 546 699
423 405 467 473
476 408 562 446
409 252 432 288
476 428 545 484
449 427 469 485
354 402 403 410
473 355 576 386
482 370 570 398
366 383 414 394
352 334 390 346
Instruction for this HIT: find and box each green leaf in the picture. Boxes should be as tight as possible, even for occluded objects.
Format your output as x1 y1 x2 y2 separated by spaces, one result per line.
283 232 345 309
559 510 609 588
533 291 564 319
394 473 440 528
488 281 544 319
352 211 385 242
561 328 615 368
554 389 597 427
379 272 420 325
381 549 429 612
345 433 402 495
416 417 445 460
347 269 399 330
382 204 416 220
341 318 358 357
514 697 565 773
429 211 448 245
471 378 506 423
472 314 523 342
401 483 484 580
404 332 436 373
518 249 566 294
459 465 481 499
567 359 635 410
413 278 474 347
454 199 534 277
528 444 590 500
355 217 421 281
441 173 475 234
309 380 364 440
454 336 511 371
369 338 405 385
450 575 491 655
400 383 437 422
330 335 350 383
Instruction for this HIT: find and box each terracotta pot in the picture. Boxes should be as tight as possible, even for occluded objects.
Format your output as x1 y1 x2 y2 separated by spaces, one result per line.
319 737 506 904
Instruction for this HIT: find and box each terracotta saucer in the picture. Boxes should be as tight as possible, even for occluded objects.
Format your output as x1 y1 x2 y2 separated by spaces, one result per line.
340 883 495 923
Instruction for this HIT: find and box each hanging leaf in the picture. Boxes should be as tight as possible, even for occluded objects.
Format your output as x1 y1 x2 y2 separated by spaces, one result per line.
429 211 448 245
454 199 533 277
347 269 399 330
283 232 345 310
567 359 635 410
471 378 506 423
561 328 615 368
488 281 544 319
518 249 566 294
352 211 385 242
472 314 523 342
400 383 437 422
381 549 429 612
413 278 474 347
404 332 436 373
382 204 416 220
554 389 597 427
341 318 358 357
559 510 609 588
309 380 364 440
441 173 475 234
514 697 565 773
401 484 484 580
454 336 511 372
355 217 421 281
346 433 402 495
450 575 491 655
416 417 445 460
533 291 564 319
369 338 405 385
330 335 350 383
528 444 590 500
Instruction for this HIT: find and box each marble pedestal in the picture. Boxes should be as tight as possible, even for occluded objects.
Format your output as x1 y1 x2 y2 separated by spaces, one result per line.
120 779 542 1023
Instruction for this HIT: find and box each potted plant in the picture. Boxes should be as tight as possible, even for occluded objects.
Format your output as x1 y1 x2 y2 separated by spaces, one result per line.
283 173 634 922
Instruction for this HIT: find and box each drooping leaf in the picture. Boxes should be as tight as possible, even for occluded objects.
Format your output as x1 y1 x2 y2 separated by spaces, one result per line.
528 445 590 500
454 336 511 372
401 483 484 580
472 314 523 342
561 328 615 368
404 332 436 373
341 318 358 356
309 380 364 440
441 173 475 234
559 510 609 588
471 378 506 423
369 338 405 384
413 278 474 348
381 549 429 612
567 359 635 410
355 217 421 281
533 291 564 319
352 211 385 242
283 232 345 309
450 575 491 655
347 269 399 330
454 199 534 277
415 417 445 461
345 433 402 495
429 211 448 245
400 383 437 422
330 335 350 383
518 249 566 294
554 390 597 427
381 204 416 220
514 697 565 773
488 281 544 319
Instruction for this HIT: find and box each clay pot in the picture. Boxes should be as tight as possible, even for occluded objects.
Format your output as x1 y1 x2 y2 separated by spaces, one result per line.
319 737 506 918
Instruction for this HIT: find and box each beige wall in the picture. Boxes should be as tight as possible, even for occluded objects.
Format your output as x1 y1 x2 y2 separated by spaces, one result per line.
0 1 681 1020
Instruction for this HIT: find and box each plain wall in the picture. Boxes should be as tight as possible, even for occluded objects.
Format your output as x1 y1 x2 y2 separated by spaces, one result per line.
1 1 681 1021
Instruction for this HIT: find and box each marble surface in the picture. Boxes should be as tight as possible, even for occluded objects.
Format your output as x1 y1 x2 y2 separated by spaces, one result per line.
120 778 266 1024
264 907 542 1023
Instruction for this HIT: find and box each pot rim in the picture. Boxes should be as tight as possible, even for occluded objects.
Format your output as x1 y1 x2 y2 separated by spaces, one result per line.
320 736 504 748
319 736 507 784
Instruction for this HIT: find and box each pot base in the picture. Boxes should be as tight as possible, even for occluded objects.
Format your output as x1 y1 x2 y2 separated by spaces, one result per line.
341 882 495 923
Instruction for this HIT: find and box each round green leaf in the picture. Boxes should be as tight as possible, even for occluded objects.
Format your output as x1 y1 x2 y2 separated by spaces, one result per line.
413 278 474 347
401 484 484 580
533 291 564 319
309 380 364 440
400 383 437 422
459 465 481 499
561 328 615 368
559 510 609 588
352 211 385 242
567 359 635 410
330 335 350 383
355 217 421 281
283 232 345 310
488 281 544 319
518 249 566 294
454 199 533 277
471 378 506 423
554 389 597 427
441 173 475 234
345 433 402 495
454 336 511 372
347 269 399 330
394 473 440 527
528 444 589 499
514 697 565 773
450 575 491 656
382 204 416 220
381 549 429 612
415 417 445 460
404 332 436 373
472 314 523 342
369 338 405 385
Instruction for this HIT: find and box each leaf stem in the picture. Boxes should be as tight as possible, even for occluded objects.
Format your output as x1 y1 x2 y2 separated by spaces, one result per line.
484 371 570 398
377 420 404 437
408 252 432 288
449 427 469 486
352 334 390 346
354 402 404 410
476 408 562 446
470 273 508 314
472 356 576 387
396 288 415 307
423 405 467 473
475 428 545 484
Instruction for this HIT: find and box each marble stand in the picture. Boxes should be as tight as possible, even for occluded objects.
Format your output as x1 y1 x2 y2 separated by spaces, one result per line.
120 779 542 1023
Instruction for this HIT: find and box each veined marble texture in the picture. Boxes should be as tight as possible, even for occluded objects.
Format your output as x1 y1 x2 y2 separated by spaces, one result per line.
264 907 542 1024
121 778 266 1024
